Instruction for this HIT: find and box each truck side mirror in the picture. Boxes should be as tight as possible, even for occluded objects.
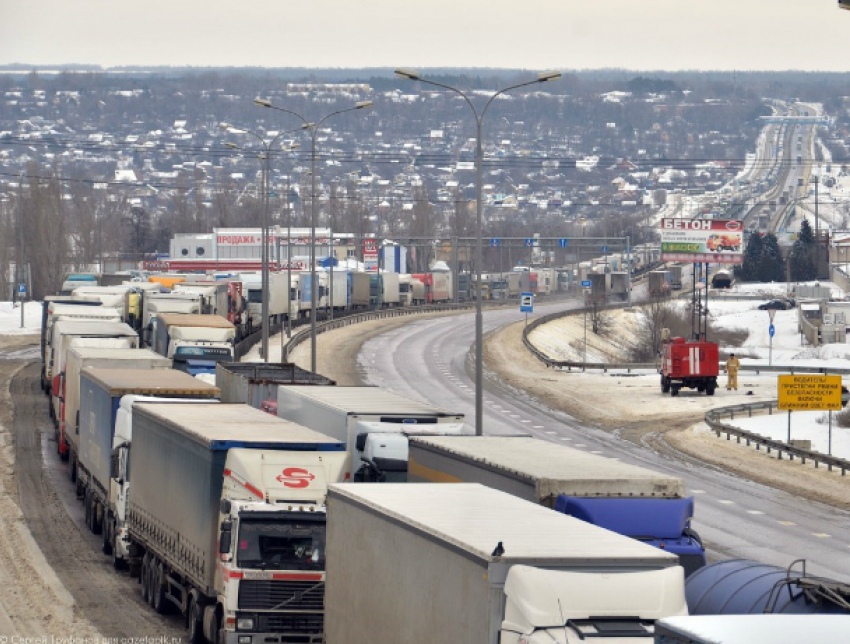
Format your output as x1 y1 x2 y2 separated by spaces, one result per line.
220 499 231 514
219 520 233 554
355 433 368 452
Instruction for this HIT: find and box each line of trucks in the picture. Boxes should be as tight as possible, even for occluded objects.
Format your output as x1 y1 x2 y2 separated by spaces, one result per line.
34 290 848 643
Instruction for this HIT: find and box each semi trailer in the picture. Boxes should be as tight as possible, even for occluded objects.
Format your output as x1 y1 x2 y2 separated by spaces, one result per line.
125 402 348 643
325 483 687 644
408 436 706 575
275 386 465 482
152 313 236 374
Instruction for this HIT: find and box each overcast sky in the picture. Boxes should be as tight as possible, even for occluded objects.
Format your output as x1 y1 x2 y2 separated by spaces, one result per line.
0 0 847 71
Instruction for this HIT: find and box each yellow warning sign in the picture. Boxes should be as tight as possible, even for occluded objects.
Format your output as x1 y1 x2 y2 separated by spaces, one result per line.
777 375 842 411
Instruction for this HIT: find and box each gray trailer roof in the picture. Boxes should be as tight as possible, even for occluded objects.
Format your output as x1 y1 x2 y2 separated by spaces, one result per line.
328 483 677 566
69 347 169 362
134 402 344 449
409 436 684 498
52 320 137 336
277 385 461 416
82 367 220 396
156 313 234 329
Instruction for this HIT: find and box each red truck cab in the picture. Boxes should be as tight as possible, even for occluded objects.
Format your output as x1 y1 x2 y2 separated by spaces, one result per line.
660 337 719 396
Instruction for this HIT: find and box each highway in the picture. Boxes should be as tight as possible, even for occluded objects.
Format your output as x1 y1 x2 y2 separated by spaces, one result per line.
359 301 850 579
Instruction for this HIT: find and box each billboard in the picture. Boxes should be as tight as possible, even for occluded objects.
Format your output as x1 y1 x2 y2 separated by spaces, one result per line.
778 374 842 411
660 219 744 264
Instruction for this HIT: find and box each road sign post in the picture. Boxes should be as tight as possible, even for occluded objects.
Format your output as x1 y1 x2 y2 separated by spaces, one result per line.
767 309 777 367
17 283 26 329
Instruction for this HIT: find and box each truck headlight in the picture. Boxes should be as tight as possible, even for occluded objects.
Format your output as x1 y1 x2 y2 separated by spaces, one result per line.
237 618 255 630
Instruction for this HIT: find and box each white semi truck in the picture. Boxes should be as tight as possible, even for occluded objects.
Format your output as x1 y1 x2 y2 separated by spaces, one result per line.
275 385 465 482
125 403 349 643
151 313 236 375
325 483 687 644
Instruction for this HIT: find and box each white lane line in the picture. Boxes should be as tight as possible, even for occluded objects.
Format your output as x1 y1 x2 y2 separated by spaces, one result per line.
574 443 587 447
520 420 531 423
532 425 544 429
545 431 557 435
777 521 796 526
747 510 765 515
812 533 832 538
718 500 735 505
591 450 603 454
501 410 512 414
691 490 707 494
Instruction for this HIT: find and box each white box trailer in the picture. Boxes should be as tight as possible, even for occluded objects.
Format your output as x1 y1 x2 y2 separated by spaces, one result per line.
326 484 686 644
58 346 171 460
276 386 465 482
326 268 350 310
380 272 400 306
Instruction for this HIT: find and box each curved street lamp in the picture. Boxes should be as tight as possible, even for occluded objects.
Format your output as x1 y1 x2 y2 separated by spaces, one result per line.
254 98 373 373
394 69 561 436
220 123 307 360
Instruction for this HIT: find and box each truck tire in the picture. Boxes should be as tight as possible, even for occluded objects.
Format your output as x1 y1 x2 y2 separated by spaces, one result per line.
101 517 113 555
70 456 77 483
152 560 169 614
187 597 204 644
90 499 102 535
671 386 680 397
661 376 670 394
83 490 91 528
140 553 151 603
706 383 716 396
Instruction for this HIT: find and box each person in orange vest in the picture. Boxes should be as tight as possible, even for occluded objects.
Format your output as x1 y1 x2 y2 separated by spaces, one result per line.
725 353 741 391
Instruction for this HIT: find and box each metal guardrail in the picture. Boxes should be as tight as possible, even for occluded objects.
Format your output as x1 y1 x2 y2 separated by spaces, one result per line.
705 401 850 475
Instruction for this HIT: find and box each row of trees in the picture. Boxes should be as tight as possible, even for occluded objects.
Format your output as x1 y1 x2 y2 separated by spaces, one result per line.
735 219 819 284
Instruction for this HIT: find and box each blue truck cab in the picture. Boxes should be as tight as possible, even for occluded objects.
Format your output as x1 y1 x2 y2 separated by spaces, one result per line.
555 495 706 576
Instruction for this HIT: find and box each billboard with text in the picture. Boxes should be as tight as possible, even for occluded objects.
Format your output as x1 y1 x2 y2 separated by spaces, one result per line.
661 218 744 264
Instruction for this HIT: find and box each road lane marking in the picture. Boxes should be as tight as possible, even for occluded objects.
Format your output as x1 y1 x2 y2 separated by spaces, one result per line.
812 533 832 538
691 490 706 494
533 425 544 429
591 450 603 454
777 521 796 526
520 420 531 423
545 431 556 435
575 443 587 447
747 510 765 515
718 500 735 505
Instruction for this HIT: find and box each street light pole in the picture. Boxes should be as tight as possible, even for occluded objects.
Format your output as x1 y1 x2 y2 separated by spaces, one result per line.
395 69 561 436
254 98 373 373
222 124 304 362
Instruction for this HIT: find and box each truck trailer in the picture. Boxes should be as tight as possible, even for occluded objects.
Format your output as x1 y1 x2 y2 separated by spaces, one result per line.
57 347 171 461
654 615 850 644
408 436 706 575
126 403 348 644
216 362 335 409
275 386 465 482
326 483 687 644
75 369 220 557
152 313 236 374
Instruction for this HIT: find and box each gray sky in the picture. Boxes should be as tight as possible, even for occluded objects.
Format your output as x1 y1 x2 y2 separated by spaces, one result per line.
1 0 848 71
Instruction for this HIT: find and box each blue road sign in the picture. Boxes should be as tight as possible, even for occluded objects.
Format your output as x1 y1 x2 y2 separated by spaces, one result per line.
602 245 608 253
558 238 569 248
490 238 500 248
520 292 534 313
524 238 534 247
17 284 26 294
769 324 775 338
581 280 592 287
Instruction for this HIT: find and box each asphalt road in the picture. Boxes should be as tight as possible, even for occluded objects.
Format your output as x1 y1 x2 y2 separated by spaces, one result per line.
358 300 850 580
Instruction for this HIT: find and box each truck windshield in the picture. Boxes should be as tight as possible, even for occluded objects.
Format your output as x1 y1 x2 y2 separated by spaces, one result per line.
237 520 326 571
174 347 231 361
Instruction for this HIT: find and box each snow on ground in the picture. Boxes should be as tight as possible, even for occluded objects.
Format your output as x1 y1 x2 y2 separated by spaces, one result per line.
728 410 850 461
0 301 42 335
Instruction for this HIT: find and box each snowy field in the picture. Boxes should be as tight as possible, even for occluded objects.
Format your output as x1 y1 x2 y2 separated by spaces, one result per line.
0 301 42 335
729 410 850 461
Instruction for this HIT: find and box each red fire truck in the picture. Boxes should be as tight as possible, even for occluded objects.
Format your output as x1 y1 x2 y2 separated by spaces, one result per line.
660 336 719 396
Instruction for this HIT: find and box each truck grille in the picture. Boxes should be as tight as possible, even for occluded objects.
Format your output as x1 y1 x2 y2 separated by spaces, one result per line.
239 580 325 610
258 613 323 634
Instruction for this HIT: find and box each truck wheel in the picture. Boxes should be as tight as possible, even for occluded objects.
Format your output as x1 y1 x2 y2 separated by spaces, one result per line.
70 456 77 483
684 526 704 547
706 383 716 396
91 500 102 535
671 386 680 397
101 518 113 555
83 490 91 528
187 597 203 644
152 561 169 614
661 376 670 394
140 555 151 603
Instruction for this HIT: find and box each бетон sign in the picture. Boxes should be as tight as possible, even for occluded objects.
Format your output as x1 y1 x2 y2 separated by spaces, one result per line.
660 218 744 264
